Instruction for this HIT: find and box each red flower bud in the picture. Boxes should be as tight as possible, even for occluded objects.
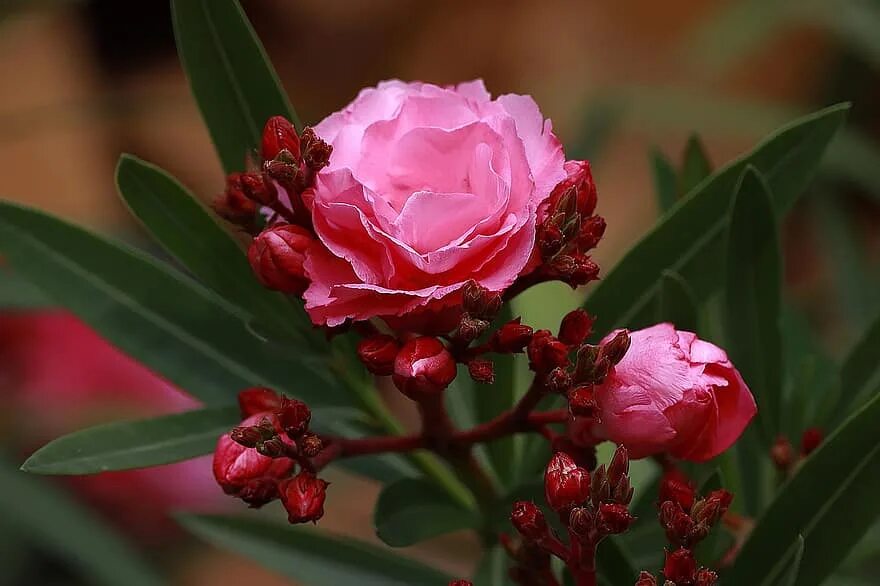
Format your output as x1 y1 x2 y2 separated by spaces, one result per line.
357 334 400 376
801 427 823 456
546 367 572 394
578 215 606 251
659 500 695 546
635 571 658 586
300 127 333 172
490 317 534 353
548 160 598 219
392 337 457 399
597 502 635 535
659 468 696 512
214 174 258 225
528 330 570 372
239 172 277 205
550 254 600 288
544 452 590 513
558 309 594 346
694 490 732 527
262 115 301 161
276 396 311 438
213 414 293 507
248 224 313 294
567 385 597 418
468 358 495 384
449 582 473 586
695 568 719 586
461 280 502 319
238 386 282 418
771 435 794 471
298 433 324 458
278 471 329 524
511 501 548 541
663 548 697 584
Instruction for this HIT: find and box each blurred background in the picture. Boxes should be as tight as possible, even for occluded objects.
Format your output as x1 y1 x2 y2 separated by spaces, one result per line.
0 0 879 584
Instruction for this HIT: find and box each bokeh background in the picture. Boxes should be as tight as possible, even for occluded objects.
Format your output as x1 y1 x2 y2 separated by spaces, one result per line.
1 1 879 584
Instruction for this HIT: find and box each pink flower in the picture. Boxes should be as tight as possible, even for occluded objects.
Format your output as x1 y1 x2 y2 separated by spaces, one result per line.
303 80 566 328
581 323 756 462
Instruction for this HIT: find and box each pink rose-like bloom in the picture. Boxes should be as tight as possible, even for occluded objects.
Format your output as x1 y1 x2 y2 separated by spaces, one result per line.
580 323 757 462
303 80 566 327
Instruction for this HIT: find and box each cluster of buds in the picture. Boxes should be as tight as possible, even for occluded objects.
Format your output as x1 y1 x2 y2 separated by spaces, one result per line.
770 427 823 475
212 387 329 524
504 447 634 585
213 115 332 295
537 161 606 288
635 469 730 585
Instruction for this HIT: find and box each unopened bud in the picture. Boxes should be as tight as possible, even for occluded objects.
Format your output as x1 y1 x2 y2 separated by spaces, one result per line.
214 174 258 225
544 452 590 513
300 127 333 171
256 436 287 458
663 548 697 584
607 445 630 488
659 468 696 512
357 334 400 376
695 568 719 586
238 386 282 418
659 500 694 546
771 435 794 472
461 280 502 319
454 314 490 344
527 330 570 372
490 317 533 353
597 502 635 535
567 385 597 418
693 490 732 527
468 358 495 384
449 581 473 586
248 224 313 294
635 572 658 586
392 337 457 399
511 501 548 541
801 427 823 456
298 433 324 458
276 396 311 438
578 215 606 251
559 309 594 346
262 115 301 161
600 329 631 365
278 471 329 524
546 367 572 394
568 506 594 536
239 172 277 205
230 425 265 448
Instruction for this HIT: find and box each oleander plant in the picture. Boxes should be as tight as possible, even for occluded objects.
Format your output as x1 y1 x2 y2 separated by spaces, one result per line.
3 1 880 585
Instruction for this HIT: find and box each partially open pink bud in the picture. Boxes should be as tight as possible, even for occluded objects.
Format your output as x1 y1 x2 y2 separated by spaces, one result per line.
558 309 594 346
238 386 281 418
278 471 329 524
392 337 457 399
262 115 301 161
276 396 311 438
592 323 756 461
357 334 400 376
490 317 534 353
248 224 313 294
212 413 293 507
544 452 590 513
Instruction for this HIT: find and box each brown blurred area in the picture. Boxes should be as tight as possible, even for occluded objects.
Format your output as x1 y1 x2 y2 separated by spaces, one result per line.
0 1 876 584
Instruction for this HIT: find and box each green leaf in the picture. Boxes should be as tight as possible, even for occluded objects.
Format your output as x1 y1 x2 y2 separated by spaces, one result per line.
179 514 453 586
0 266 52 309
21 407 239 475
585 104 848 337
650 147 678 214
171 0 299 173
596 538 639 586
727 389 880 585
839 311 880 414
0 458 161 586
723 167 783 439
374 478 477 547
656 270 699 332
474 545 508 586
678 134 713 196
778 535 805 586
0 200 346 407
116 154 310 333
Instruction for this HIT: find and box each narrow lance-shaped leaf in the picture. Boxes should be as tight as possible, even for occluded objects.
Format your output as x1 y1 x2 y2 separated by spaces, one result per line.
0 201 347 407
0 459 162 586
179 514 454 586
374 478 478 547
726 386 880 584
838 310 880 416
585 104 848 337
116 154 313 336
656 270 699 332
21 407 240 475
678 134 713 196
723 167 783 440
650 147 678 214
172 0 299 173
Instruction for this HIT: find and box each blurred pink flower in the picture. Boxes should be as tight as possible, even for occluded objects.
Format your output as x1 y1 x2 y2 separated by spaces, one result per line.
575 323 757 461
303 79 567 329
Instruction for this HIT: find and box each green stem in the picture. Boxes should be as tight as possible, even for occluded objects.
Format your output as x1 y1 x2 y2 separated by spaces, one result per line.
336 362 476 511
